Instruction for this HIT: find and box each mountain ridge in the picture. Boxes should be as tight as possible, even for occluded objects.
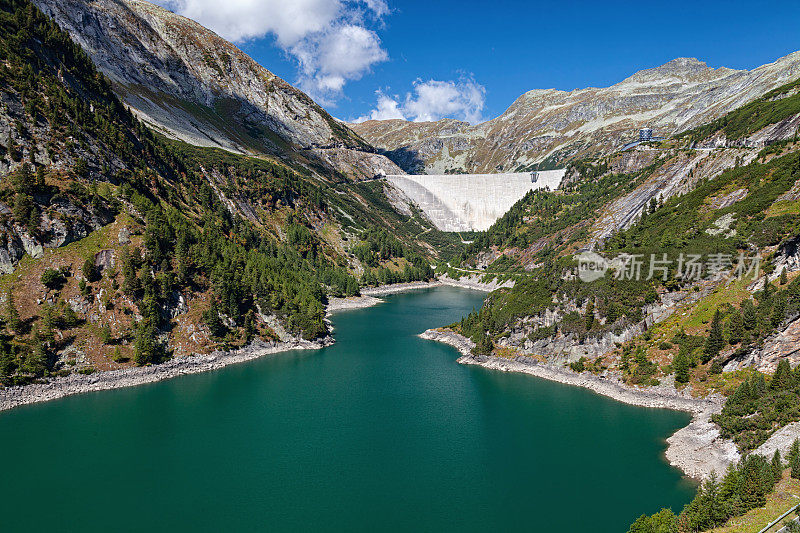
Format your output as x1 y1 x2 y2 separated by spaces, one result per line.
33 0 402 179
352 51 800 173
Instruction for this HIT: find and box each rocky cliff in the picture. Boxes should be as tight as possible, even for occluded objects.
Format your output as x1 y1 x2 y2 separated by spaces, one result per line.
352 54 800 173
33 0 402 179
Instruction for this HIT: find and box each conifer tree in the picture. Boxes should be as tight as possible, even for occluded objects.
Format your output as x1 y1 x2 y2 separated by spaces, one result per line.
752 372 767 398
121 246 141 296
740 455 768 510
704 472 728 527
13 161 33 194
674 351 690 384
771 359 793 390
82 257 99 282
475 333 493 355
585 298 595 331
793 447 800 480
134 320 162 366
790 439 800 476
100 324 112 345
203 299 225 338
729 378 751 406
5 291 20 334
606 302 619 324
772 449 784 482
772 294 786 328
780 267 788 285
720 462 742 503
628 508 677 533
743 300 758 331
34 165 44 188
704 310 725 362
727 312 744 345
243 309 255 342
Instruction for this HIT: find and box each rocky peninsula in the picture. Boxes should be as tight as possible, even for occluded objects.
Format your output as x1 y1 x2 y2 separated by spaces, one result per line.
0 336 332 412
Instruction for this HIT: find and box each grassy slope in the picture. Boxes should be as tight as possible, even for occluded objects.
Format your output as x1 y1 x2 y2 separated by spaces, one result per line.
684 77 800 143
710 471 800 533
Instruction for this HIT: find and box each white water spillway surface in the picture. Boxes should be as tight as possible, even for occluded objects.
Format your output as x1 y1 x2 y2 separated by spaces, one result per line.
386 170 566 231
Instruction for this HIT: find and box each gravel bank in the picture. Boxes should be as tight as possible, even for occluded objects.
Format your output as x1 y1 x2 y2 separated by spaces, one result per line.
326 282 444 316
438 273 513 291
362 281 443 295
0 337 332 412
419 328 738 479
327 278 495 316
326 295 383 314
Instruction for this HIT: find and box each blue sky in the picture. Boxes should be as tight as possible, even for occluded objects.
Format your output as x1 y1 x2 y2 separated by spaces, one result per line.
156 0 800 123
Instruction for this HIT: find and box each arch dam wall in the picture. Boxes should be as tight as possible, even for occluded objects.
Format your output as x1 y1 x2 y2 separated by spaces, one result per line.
386 170 566 232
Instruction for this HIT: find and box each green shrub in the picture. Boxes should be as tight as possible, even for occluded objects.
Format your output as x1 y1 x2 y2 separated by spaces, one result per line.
40 268 66 290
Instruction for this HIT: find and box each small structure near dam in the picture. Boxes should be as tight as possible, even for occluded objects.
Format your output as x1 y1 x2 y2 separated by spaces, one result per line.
385 170 566 232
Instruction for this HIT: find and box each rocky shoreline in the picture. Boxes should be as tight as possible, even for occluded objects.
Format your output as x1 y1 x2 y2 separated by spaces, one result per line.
419 328 739 479
327 278 496 315
326 295 383 314
0 337 332 412
1 280 492 412
437 273 514 291
326 281 445 315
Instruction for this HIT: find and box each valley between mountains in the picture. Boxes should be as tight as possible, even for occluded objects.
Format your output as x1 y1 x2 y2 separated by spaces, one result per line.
3 0 800 531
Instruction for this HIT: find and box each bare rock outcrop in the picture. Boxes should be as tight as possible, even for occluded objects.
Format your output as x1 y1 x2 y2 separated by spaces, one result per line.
754 421 800 460
34 0 399 180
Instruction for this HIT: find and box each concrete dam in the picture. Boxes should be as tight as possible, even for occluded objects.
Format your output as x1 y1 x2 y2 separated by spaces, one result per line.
386 170 566 232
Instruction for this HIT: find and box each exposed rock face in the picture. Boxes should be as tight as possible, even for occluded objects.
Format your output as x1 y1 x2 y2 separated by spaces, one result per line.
698 112 800 149
609 149 659 175
589 144 765 245
493 279 719 365
352 54 800 173
730 318 800 373
754 421 800 460
0 203 115 273
94 249 115 272
34 0 402 179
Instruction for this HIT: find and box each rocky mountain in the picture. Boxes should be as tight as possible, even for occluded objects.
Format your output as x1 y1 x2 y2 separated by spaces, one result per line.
0 0 449 386
33 0 401 179
446 74 800 433
352 53 800 173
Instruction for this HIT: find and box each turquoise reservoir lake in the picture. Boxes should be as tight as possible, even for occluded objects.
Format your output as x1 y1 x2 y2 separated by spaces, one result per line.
0 287 694 531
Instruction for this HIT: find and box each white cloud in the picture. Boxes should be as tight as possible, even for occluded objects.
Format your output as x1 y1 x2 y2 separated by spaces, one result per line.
293 24 387 98
360 0 390 18
153 0 389 103
355 91 406 122
354 78 486 124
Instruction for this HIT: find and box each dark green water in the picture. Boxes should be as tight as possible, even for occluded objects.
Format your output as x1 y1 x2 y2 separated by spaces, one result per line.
0 287 694 532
